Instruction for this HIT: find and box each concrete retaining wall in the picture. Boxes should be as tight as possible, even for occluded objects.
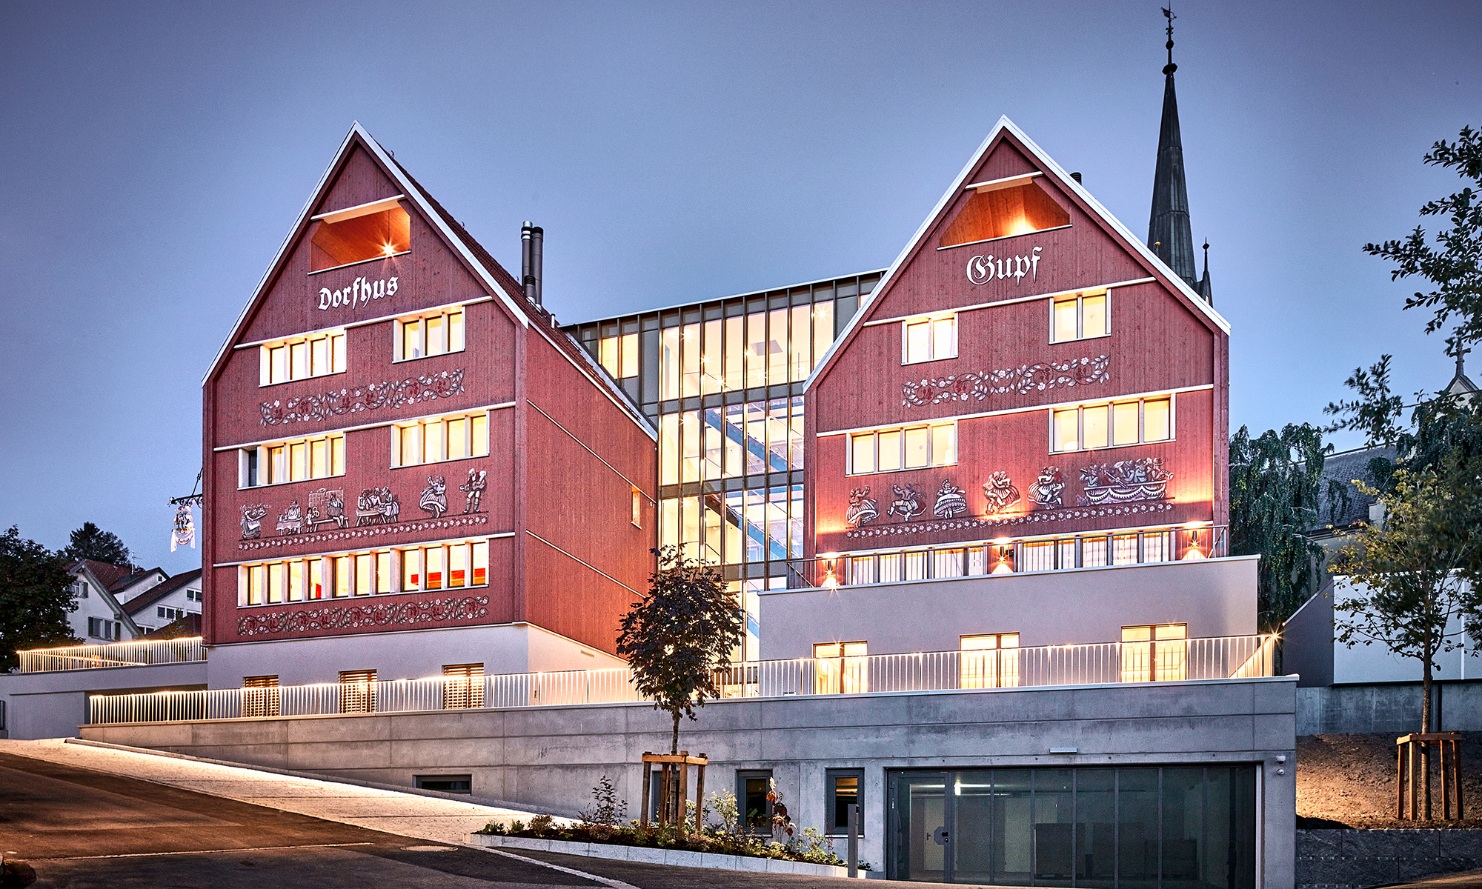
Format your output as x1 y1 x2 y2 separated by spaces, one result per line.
82 677 1296 885
1297 828 1482 889
1297 683 1482 735
0 661 208 740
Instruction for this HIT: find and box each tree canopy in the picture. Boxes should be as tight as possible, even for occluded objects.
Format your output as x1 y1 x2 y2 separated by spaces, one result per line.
61 522 133 567
1364 126 1482 345
1331 471 1482 733
0 526 77 669
1228 424 1331 631
617 547 744 754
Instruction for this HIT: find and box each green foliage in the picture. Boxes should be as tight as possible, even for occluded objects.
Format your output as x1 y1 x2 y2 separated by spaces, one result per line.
1324 355 1406 449
61 522 133 567
1331 470 1482 732
1364 126 1482 344
579 775 627 827
0 526 78 669
616 547 744 754
707 788 739 834
1228 424 1331 630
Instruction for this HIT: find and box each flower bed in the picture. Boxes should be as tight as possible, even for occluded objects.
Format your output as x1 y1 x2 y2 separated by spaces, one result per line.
476 816 857 870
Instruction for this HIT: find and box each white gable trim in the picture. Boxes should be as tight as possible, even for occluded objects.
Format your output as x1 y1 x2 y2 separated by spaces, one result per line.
804 116 1230 394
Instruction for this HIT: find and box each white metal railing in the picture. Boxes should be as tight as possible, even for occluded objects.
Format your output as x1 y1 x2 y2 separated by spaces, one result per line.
18 637 206 673
86 634 1277 726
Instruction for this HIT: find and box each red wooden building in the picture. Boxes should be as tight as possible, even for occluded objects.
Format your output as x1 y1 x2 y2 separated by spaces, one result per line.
201 124 656 686
804 117 1230 584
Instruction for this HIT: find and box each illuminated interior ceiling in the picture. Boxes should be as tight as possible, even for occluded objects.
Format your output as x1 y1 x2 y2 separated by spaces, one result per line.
310 199 411 271
938 176 1069 248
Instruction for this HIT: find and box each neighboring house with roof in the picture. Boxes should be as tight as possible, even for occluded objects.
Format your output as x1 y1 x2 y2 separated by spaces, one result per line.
65 560 152 643
123 569 203 635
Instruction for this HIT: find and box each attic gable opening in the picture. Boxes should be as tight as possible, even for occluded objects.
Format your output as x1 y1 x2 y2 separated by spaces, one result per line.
938 173 1069 249
310 196 411 272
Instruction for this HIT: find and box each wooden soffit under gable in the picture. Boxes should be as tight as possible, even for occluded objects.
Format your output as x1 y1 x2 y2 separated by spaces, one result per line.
804 116 1230 395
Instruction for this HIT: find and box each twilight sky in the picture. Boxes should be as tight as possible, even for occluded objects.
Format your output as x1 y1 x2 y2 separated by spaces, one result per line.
2 1 1479 571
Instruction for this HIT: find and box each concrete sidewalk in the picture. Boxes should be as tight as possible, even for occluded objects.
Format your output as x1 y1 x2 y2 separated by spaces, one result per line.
0 737 540 848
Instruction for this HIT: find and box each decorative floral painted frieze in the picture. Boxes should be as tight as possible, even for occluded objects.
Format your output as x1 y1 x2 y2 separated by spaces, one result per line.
1078 458 1173 506
842 501 1176 540
901 356 1109 407
236 595 490 637
259 368 465 427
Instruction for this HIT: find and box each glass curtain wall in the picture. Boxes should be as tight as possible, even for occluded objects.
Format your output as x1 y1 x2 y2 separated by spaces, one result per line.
575 273 879 659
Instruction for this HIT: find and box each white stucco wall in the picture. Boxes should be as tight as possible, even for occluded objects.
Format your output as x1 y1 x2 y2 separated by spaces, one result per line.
758 555 1259 660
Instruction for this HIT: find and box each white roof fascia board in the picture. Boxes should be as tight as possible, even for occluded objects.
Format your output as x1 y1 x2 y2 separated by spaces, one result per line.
804 115 1230 394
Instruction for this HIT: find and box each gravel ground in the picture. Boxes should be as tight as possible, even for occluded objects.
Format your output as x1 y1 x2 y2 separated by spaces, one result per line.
1298 733 1482 828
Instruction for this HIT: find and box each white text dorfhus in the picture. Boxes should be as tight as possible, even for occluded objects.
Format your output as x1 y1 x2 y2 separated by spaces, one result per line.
318 275 399 311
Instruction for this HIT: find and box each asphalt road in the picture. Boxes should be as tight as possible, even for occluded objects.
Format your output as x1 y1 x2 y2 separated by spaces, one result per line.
0 750 926 889
0 751 595 889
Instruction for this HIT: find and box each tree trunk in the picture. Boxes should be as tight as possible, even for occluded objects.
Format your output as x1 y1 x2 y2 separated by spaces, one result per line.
1422 659 1434 735
671 710 680 755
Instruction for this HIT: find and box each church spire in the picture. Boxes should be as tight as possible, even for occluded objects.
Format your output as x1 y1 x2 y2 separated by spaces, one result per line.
1148 5 1200 293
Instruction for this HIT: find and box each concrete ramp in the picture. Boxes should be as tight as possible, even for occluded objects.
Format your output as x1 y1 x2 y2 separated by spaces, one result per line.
0 737 544 847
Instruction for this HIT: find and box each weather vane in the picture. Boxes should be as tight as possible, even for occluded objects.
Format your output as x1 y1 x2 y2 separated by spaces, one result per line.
1162 5 1177 75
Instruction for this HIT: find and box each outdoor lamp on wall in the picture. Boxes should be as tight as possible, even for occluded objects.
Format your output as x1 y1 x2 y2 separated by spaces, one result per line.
1182 529 1205 560
822 560 839 591
991 545 1014 574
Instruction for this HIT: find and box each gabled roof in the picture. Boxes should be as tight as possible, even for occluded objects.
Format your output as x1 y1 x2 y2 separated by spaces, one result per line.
68 558 133 592
204 123 653 436
805 116 1230 393
122 569 202 618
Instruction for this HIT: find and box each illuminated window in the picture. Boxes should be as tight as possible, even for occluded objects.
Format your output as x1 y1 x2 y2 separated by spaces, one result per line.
310 197 409 272
1050 396 1174 453
813 641 868 694
392 411 489 467
260 330 346 385
938 175 1070 248
631 487 643 527
395 307 465 361
1120 624 1187 683
825 770 864 836
442 663 485 709
598 331 639 380
849 422 956 475
242 675 280 718
338 669 377 714
902 315 956 365
1051 291 1110 343
238 541 487 607
960 633 1020 689
239 433 345 487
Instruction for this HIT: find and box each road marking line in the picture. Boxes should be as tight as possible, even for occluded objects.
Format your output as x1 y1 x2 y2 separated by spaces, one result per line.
38 842 376 861
473 846 642 889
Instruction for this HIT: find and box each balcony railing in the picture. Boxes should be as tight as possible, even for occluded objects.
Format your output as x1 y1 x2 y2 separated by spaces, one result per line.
17 637 207 673
791 524 1230 589
86 633 1276 726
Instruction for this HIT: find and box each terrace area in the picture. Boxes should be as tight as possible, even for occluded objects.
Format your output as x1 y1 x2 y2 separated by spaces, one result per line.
17 637 206 673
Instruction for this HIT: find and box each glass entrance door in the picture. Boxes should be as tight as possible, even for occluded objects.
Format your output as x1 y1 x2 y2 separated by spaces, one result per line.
891 772 951 882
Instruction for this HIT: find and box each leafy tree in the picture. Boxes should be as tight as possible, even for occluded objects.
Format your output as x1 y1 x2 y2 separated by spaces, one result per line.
0 526 78 669
1364 126 1482 344
1331 471 1482 733
617 547 744 754
1324 355 1406 450
61 522 132 567
1228 424 1330 631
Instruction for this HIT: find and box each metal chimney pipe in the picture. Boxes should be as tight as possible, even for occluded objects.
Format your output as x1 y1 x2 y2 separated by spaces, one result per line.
520 222 544 306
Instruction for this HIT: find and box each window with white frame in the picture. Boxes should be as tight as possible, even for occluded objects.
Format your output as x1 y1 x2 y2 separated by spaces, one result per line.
186 588 203 603
901 314 956 365
849 421 956 474
395 307 465 361
157 606 187 622
87 617 122 641
1050 290 1109 343
240 433 345 488
259 330 347 386
1050 395 1173 453
392 411 490 467
238 539 490 606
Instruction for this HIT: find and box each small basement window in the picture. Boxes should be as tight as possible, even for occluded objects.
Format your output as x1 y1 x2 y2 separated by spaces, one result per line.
310 196 410 272
939 174 1070 248
415 774 472 794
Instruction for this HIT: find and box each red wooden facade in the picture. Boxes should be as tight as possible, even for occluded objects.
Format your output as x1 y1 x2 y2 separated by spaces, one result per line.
805 120 1230 560
202 126 656 653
